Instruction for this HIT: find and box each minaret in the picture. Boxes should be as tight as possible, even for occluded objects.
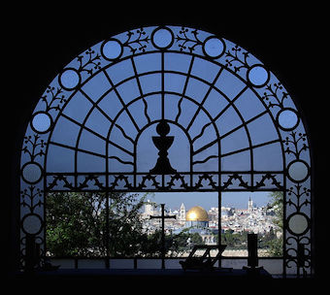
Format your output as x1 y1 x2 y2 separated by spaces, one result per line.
248 196 253 213
179 203 186 225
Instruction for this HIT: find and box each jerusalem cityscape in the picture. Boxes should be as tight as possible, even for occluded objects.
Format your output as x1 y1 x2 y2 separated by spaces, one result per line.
140 195 282 257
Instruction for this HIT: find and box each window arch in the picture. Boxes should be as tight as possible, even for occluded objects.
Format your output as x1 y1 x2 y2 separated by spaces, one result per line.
20 25 312 277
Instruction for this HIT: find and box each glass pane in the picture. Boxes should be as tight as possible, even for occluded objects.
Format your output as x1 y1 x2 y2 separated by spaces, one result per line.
105 59 135 85
51 116 80 147
164 73 186 93
203 89 228 118
190 56 220 82
108 144 134 173
22 163 42 184
168 124 191 172
193 143 218 172
220 127 250 155
193 123 217 152
115 78 141 104
78 129 106 155
247 65 269 87
152 27 173 49
139 73 161 94
31 112 52 133
97 90 124 120
215 106 242 135
85 108 112 139
234 88 265 122
46 144 75 172
287 160 309 182
221 150 251 171
127 99 150 128
177 99 199 130
145 94 161 121
81 71 110 102
63 92 93 124
185 77 210 103
114 112 139 140
77 152 105 173
59 69 80 90
214 69 245 99
247 113 278 145
164 93 181 121
109 125 134 151
102 39 122 60
278 109 299 130
133 52 161 73
164 52 192 73
253 142 283 171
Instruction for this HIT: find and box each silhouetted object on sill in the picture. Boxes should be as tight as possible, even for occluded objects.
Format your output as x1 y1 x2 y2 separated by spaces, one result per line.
25 234 40 273
149 120 177 174
179 244 227 271
297 242 308 278
247 233 258 268
41 258 60 271
243 233 264 274
149 203 176 269
25 234 60 273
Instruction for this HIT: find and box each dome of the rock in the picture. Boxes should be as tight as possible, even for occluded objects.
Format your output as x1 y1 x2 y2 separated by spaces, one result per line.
186 206 209 222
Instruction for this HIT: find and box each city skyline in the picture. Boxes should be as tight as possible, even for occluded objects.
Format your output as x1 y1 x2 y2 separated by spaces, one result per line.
139 191 275 211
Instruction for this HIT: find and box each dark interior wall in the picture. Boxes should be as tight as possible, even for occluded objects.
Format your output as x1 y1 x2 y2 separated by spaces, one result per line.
7 6 324 279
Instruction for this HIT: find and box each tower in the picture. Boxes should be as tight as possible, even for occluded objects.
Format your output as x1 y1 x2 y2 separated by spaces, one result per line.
179 203 186 225
248 197 253 213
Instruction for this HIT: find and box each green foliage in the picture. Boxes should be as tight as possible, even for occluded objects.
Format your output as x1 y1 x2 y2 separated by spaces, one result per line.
267 191 283 229
221 231 247 249
46 192 212 258
168 229 204 256
107 192 148 257
265 191 283 257
46 192 149 257
46 192 106 256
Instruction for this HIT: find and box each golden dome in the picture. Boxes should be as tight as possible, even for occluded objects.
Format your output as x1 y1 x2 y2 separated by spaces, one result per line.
186 206 209 221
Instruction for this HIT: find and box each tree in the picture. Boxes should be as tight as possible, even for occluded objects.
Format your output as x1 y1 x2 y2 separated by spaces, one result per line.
107 192 148 257
267 191 283 229
46 192 106 256
266 191 283 257
46 192 150 257
221 230 247 249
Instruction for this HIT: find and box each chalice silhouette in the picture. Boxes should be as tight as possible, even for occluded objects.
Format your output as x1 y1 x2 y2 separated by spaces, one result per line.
149 120 177 174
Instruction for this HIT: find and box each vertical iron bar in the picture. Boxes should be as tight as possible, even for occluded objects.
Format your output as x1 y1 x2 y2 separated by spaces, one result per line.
105 191 110 269
218 190 222 268
161 204 165 270
161 52 165 120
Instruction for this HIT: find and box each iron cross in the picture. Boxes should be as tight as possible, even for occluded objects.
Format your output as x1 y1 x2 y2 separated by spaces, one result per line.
150 203 176 269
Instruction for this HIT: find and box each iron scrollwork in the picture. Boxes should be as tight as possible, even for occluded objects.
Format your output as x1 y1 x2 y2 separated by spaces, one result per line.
19 25 312 277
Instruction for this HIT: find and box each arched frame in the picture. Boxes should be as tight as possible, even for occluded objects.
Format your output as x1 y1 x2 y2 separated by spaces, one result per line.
20 25 313 277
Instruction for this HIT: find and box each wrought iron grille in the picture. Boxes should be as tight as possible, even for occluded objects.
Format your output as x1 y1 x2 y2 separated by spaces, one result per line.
20 25 312 277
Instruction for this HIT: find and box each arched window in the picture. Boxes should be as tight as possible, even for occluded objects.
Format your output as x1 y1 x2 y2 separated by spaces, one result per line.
20 25 312 277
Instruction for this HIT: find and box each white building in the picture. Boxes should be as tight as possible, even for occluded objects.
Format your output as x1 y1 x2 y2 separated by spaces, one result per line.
178 203 186 226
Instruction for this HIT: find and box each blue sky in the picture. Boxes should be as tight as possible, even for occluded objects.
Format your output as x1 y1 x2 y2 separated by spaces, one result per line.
140 191 272 211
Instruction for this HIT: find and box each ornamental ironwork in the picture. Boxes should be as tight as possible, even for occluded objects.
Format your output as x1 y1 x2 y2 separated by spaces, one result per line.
20 25 312 277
